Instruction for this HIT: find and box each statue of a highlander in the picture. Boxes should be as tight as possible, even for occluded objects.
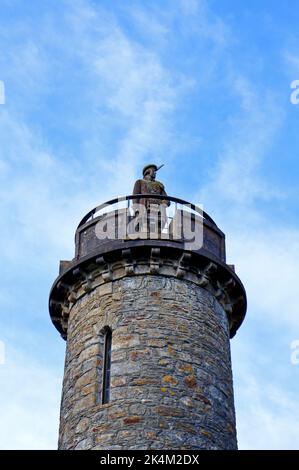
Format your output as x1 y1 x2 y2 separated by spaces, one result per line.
133 164 169 207
132 164 170 232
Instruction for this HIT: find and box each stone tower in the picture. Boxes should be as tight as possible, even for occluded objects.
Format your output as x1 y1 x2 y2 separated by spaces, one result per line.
49 167 246 450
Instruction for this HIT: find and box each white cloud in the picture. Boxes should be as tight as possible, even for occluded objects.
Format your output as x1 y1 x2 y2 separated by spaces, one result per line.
91 29 179 185
232 340 299 451
129 7 169 40
285 52 299 72
229 226 299 330
0 110 90 265
64 1 191 192
199 74 285 207
0 346 62 450
193 70 298 332
178 0 231 46
0 2 189 269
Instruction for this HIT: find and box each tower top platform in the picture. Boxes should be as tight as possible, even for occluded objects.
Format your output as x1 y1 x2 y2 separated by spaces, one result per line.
49 195 247 339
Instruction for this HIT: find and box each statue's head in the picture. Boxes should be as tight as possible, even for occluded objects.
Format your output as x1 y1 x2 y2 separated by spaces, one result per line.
143 164 158 181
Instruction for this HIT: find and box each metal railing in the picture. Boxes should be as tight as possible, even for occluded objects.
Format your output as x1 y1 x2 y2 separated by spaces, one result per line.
77 195 217 229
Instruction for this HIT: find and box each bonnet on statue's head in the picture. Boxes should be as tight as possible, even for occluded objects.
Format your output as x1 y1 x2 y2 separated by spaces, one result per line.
142 164 164 177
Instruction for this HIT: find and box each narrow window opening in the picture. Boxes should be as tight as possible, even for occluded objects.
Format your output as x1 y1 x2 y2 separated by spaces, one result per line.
102 328 112 404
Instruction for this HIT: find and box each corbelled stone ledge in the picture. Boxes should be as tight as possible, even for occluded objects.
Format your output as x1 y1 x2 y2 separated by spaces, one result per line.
49 243 246 340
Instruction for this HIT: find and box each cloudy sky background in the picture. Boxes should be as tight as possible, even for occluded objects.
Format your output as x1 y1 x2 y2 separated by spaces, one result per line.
1 0 299 449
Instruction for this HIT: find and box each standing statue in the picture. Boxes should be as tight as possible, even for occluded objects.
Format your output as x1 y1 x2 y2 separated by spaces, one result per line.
133 164 170 207
132 164 170 234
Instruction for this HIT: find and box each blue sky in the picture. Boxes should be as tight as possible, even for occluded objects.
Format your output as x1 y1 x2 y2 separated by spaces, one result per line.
0 0 299 449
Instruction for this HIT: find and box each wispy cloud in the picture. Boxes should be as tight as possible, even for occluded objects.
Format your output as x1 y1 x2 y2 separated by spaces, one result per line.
199 73 285 209
64 0 194 190
229 226 299 330
285 52 299 72
0 345 62 450
178 0 232 46
235 366 299 450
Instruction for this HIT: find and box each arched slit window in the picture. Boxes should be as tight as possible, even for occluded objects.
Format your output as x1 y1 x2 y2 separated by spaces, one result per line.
102 327 112 404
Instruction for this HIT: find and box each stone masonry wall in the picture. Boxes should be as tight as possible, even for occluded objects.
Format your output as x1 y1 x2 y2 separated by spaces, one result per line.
58 274 237 450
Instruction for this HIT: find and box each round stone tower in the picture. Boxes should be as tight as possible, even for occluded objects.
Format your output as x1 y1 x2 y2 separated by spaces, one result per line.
49 186 246 450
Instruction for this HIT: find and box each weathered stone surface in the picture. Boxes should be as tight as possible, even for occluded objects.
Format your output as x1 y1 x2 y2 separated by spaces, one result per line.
58 272 237 450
